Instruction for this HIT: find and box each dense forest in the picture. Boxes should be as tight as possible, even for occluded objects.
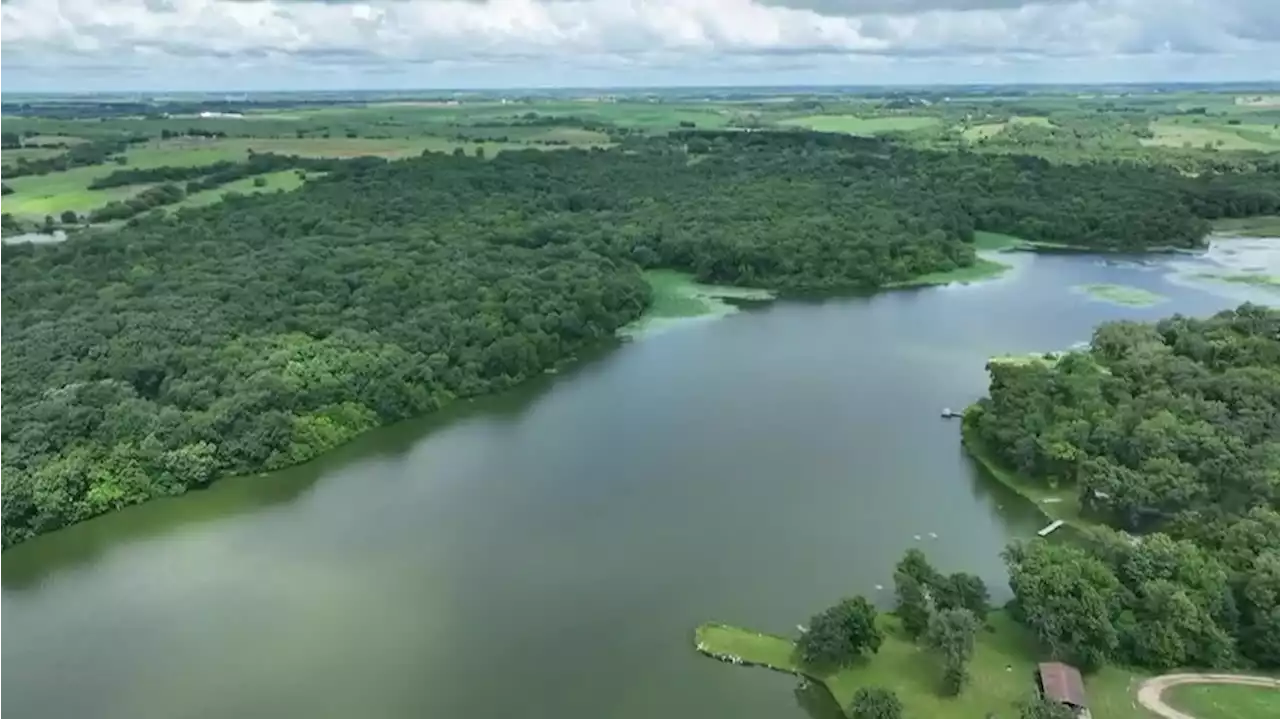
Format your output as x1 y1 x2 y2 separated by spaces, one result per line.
4 133 1280 544
967 304 1280 670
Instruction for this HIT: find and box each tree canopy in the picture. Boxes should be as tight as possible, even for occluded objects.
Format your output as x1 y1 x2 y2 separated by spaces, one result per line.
848 686 903 719
4 133 1279 543
798 596 884 668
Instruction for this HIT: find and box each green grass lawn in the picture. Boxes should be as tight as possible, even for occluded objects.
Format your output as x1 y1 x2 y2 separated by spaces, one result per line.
1212 216 1280 237
696 613 1151 718
1072 283 1169 307
779 115 941 136
1163 683 1280 719
3 167 149 218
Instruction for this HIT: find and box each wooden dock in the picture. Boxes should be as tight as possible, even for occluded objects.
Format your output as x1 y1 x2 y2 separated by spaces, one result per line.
1037 519 1066 537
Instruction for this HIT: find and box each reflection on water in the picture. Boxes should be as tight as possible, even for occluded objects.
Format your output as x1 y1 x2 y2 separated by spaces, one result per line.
794 680 847 719
1164 235 1280 305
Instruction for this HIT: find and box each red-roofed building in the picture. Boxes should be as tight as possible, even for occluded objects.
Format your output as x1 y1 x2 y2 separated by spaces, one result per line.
1035 662 1090 717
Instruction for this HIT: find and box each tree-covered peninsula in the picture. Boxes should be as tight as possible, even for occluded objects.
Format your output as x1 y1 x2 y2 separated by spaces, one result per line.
968 304 1280 670
4 133 1279 545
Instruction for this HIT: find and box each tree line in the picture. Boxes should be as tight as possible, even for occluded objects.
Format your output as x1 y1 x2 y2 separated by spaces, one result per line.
967 304 1280 670
83 155 332 223
4 133 1280 544
86 151 334 192
3 135 148 178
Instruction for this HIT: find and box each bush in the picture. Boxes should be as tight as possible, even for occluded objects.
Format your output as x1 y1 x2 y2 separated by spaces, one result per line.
848 686 902 719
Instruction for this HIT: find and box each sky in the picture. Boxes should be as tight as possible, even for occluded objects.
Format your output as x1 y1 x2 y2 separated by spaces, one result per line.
3 0 1280 93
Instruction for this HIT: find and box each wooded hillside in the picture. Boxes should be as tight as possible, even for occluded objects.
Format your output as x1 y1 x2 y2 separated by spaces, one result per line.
4 133 1279 544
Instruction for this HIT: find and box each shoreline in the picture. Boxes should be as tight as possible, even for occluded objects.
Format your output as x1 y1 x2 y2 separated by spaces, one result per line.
959 409 1091 533
4 244 1168 546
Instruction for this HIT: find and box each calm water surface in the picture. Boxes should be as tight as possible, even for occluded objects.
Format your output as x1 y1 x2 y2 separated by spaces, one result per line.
3 245 1274 719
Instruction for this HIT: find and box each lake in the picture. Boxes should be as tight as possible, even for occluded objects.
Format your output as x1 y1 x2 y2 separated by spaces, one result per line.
3 242 1275 719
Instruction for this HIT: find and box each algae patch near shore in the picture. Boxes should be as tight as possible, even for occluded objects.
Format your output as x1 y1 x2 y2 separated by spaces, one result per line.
620 270 774 338
1072 283 1169 307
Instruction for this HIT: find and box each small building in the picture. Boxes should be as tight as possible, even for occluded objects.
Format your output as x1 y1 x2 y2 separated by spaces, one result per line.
1035 662 1090 717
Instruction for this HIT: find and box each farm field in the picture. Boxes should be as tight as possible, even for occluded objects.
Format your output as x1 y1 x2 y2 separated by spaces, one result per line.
3 147 66 166
779 114 941 135
960 115 1054 140
1142 120 1280 151
5 88 1280 231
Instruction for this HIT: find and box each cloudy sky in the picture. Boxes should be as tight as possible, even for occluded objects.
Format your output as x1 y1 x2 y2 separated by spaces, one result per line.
3 0 1279 92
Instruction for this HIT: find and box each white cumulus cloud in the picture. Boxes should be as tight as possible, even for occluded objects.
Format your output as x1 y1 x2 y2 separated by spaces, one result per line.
2 0 1277 90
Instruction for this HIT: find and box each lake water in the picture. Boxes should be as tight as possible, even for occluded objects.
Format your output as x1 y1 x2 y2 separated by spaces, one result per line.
3 242 1275 719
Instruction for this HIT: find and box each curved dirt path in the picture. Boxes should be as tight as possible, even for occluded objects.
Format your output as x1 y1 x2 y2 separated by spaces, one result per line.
1136 673 1279 719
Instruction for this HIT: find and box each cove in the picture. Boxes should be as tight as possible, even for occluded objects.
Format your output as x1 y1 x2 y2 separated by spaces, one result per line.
3 244 1275 719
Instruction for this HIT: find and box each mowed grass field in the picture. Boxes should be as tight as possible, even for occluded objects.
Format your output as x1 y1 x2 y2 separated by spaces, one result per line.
696 613 1154 719
1163 682 1280 719
4 165 149 216
779 115 941 135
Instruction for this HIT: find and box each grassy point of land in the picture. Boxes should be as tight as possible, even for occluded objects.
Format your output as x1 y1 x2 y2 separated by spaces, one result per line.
1163 682 1280 719
1211 215 1280 237
620 269 773 338
1073 283 1169 307
695 613 1152 719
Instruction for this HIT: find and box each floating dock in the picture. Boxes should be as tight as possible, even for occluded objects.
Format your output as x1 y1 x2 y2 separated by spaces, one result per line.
1037 519 1066 537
